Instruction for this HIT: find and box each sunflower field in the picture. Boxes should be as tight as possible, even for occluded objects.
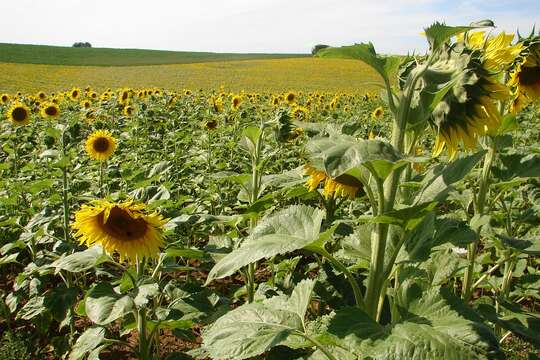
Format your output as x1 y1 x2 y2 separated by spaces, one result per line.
1 21 540 360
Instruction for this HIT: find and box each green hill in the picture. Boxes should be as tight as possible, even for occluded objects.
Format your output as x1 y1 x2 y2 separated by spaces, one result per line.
0 43 308 66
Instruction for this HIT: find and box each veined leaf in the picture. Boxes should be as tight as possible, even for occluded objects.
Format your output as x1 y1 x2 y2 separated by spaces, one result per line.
205 205 325 284
308 136 405 180
414 151 485 205
316 42 399 83
51 246 109 273
68 326 106 360
202 279 315 360
86 283 134 325
325 286 502 359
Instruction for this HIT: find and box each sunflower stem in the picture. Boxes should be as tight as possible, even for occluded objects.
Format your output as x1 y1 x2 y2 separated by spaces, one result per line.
61 130 70 244
99 161 104 198
462 140 496 302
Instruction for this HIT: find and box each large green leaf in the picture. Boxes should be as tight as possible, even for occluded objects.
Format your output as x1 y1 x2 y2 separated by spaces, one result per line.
202 280 315 360
43 285 78 322
316 42 399 83
85 283 134 325
68 326 106 360
205 205 325 284
497 234 540 255
477 300 540 348
414 151 485 205
51 246 109 273
325 286 502 359
493 153 540 180
308 136 405 180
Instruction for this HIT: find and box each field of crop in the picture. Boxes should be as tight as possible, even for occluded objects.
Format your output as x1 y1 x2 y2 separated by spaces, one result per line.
1 21 540 360
0 58 381 94
0 43 307 66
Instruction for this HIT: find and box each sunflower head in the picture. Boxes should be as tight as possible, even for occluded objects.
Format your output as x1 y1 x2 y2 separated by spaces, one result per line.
371 106 384 119
123 105 134 117
40 103 60 119
70 88 81 100
285 91 296 104
291 105 309 120
81 100 92 109
37 91 47 100
7 102 31 126
205 119 218 130
509 37 540 112
85 129 117 161
71 199 167 262
1 94 10 104
304 165 363 199
210 96 223 113
271 97 280 106
231 95 242 111
426 38 515 159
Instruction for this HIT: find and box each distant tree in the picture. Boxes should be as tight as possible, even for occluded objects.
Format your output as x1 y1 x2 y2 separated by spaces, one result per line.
311 44 330 55
72 42 92 48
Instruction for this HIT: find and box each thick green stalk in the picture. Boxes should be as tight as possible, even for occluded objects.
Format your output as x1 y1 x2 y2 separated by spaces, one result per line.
364 176 387 316
462 142 496 301
61 131 70 243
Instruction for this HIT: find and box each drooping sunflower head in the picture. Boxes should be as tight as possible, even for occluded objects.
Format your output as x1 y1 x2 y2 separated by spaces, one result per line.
40 102 60 119
6 102 31 126
70 88 81 100
428 40 513 159
71 199 167 262
509 37 540 112
85 129 117 161
304 165 363 199
231 95 242 111
457 31 522 72
371 106 384 119
1 94 10 104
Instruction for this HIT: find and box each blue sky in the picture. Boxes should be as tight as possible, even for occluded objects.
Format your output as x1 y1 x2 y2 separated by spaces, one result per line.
2 0 538 54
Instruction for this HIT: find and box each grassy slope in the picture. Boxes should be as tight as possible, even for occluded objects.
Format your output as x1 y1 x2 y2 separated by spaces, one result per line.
0 43 308 66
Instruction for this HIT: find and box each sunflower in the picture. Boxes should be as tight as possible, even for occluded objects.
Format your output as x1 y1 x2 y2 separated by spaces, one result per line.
509 39 540 112
304 165 362 199
123 105 134 117
70 88 81 101
288 127 304 142
429 34 518 159
371 106 384 119
1 94 10 104
81 100 92 109
210 96 223 113
71 199 167 262
231 95 242 111
85 130 117 161
37 91 47 100
6 102 31 126
40 102 60 119
205 119 218 130
291 105 309 120
285 91 296 104
119 89 130 103
271 96 280 106
457 31 522 72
